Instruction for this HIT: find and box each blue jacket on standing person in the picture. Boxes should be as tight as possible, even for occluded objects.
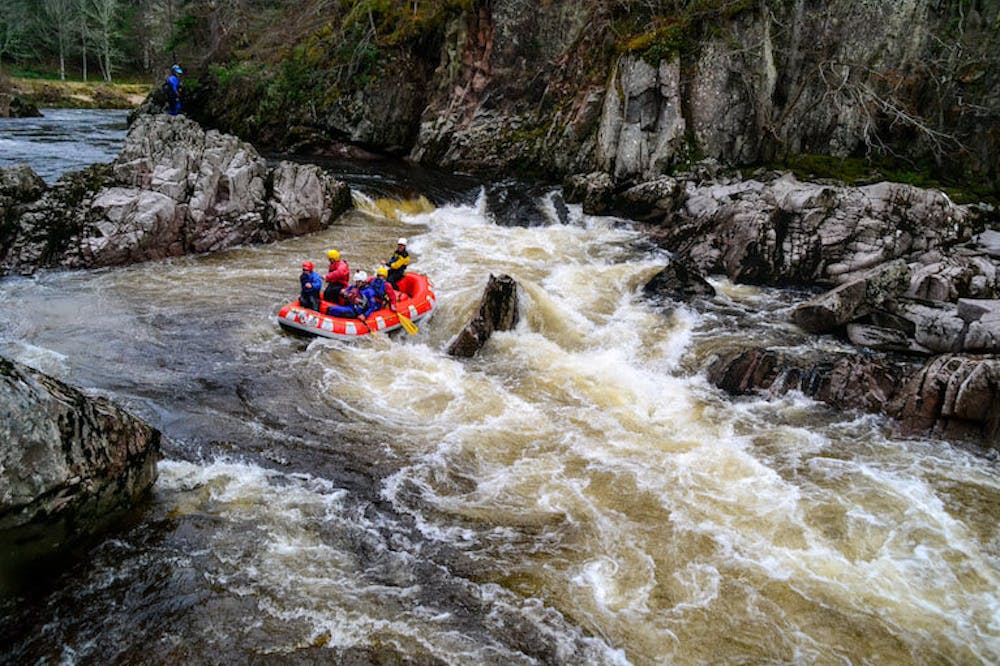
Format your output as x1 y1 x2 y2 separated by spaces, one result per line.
166 65 183 115
299 261 323 311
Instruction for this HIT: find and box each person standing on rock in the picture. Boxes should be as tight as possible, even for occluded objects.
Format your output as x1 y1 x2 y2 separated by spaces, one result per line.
165 64 183 116
323 248 350 305
384 237 410 287
299 261 323 311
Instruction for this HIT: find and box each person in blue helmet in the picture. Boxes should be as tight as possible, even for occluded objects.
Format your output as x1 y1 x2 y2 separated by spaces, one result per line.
165 64 183 115
299 261 323 311
326 271 377 321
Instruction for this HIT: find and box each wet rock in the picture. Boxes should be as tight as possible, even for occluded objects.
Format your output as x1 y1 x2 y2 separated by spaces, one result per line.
891 300 968 353
447 274 519 357
705 347 910 415
0 166 47 235
958 299 1000 352
0 355 161 553
707 346 1000 445
642 259 716 302
791 259 910 333
563 172 615 215
0 93 41 118
0 115 352 275
889 355 1000 442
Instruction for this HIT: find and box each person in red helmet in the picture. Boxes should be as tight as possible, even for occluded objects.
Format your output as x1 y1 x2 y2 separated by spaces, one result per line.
299 261 323 311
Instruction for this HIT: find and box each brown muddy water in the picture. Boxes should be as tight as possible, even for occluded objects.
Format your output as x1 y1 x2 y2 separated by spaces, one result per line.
0 115 997 664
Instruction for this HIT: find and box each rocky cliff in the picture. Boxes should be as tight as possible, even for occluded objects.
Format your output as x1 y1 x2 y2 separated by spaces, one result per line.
187 0 998 194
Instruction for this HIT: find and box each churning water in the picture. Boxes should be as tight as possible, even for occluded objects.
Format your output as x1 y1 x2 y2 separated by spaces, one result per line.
0 113 998 665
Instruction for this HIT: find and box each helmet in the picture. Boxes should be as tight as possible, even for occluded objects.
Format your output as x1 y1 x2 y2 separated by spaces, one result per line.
353 270 368 282
326 249 340 260
397 237 407 246
171 64 183 75
375 265 388 277
302 261 313 271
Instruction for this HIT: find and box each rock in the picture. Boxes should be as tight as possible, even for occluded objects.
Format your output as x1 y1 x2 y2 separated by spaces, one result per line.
0 356 161 562
615 176 683 222
706 347 910 415
595 57 686 181
891 300 968 353
0 115 353 275
973 229 1000 259
657 174 986 286
846 323 930 355
889 355 1000 442
268 160 352 237
707 345 999 446
791 259 910 333
563 172 615 215
642 259 716 302
447 274 519 357
0 167 47 238
0 93 41 118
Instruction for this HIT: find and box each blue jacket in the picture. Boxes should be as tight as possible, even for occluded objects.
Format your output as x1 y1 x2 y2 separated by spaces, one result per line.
166 74 181 100
344 284 378 317
300 270 323 296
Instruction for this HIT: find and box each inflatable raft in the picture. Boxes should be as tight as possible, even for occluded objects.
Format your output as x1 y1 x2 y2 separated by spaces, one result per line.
277 272 436 340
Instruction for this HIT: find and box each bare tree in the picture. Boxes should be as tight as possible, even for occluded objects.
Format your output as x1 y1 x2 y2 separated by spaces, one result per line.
84 0 122 82
41 0 76 80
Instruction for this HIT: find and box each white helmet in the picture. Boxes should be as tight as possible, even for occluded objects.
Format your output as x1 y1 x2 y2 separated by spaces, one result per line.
397 237 407 246
353 270 368 282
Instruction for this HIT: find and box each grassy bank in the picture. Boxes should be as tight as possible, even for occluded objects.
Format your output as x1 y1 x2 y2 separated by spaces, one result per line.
6 76 152 110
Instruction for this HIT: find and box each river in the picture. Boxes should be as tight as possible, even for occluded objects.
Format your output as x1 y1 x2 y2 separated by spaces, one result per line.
1 111 998 665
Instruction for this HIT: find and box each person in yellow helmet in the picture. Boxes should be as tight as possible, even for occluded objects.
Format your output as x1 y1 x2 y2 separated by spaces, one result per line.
323 248 350 304
384 237 410 287
368 264 398 308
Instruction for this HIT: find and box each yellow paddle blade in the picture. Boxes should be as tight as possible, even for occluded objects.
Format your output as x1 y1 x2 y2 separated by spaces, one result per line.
398 312 418 335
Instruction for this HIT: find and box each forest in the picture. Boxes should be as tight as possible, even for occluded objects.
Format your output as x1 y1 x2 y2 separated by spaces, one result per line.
0 0 184 81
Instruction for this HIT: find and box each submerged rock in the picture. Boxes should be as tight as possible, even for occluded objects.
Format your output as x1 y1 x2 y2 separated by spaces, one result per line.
0 115 352 275
0 356 161 562
447 274 519 357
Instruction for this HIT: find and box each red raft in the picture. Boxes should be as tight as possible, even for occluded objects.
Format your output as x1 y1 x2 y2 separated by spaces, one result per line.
277 273 436 339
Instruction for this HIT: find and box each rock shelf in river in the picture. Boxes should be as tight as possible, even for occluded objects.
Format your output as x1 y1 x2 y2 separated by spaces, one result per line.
0 114 352 275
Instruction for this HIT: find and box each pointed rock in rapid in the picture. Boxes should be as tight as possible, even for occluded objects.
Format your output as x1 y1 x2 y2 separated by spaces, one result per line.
447 274 519 357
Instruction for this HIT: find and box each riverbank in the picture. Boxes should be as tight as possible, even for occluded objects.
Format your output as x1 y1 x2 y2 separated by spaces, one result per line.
5 76 150 110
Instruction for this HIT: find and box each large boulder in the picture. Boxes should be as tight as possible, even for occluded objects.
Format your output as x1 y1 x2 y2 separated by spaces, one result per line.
447 274 519 357
0 115 352 275
0 356 161 560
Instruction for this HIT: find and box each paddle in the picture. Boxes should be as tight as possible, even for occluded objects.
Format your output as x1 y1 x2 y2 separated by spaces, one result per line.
390 302 418 335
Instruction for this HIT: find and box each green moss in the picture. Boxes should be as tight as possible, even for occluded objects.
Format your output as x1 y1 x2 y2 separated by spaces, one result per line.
775 154 998 206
